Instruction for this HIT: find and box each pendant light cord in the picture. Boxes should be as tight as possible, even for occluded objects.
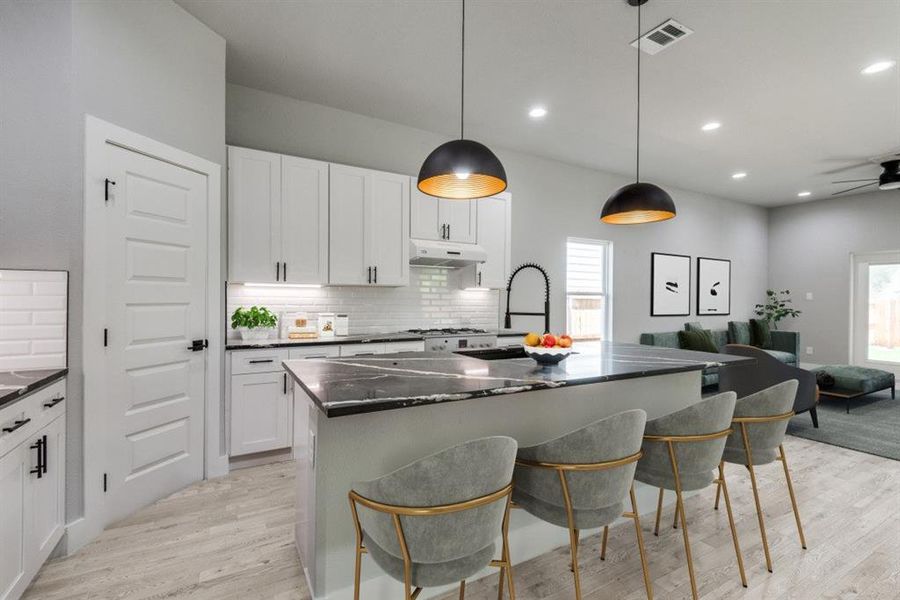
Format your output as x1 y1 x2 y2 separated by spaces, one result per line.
636 1 641 183
460 0 466 140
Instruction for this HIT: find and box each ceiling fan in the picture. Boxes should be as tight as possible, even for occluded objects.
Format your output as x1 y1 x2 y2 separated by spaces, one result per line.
832 156 900 196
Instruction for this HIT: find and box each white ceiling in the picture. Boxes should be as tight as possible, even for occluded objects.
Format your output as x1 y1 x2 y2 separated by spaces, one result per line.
177 0 900 206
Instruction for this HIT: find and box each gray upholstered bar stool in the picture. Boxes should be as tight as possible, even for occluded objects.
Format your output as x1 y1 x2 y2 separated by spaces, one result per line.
348 436 518 600
714 379 807 573
635 392 747 600
512 410 653 600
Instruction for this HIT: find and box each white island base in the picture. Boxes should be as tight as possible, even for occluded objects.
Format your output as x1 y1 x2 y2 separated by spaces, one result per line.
293 368 706 600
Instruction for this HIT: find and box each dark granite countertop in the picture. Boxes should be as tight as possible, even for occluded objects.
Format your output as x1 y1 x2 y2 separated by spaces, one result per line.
0 368 68 410
283 342 752 418
226 329 531 351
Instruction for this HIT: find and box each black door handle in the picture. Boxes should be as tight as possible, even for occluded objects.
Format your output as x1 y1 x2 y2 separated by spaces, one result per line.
3 418 31 434
30 437 43 478
44 396 65 409
105 178 116 202
187 339 208 352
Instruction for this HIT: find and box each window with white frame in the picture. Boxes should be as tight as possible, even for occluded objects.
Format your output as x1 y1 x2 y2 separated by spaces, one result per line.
566 238 612 341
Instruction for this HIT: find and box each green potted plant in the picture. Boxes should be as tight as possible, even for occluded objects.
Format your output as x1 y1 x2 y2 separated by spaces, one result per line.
754 289 801 330
231 306 278 340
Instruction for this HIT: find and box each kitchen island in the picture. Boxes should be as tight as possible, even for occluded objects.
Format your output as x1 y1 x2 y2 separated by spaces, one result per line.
284 342 751 600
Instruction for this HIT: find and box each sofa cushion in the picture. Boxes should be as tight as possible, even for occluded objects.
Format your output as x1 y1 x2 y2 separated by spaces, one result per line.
709 329 728 350
728 321 752 345
684 322 704 332
814 365 895 394
639 332 680 349
763 350 796 364
678 329 718 353
750 319 773 349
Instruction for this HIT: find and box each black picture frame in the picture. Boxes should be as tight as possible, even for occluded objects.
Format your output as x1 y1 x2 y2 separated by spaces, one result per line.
696 257 731 316
650 252 691 316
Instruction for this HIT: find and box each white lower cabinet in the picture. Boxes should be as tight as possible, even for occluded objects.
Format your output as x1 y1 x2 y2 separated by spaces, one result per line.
230 371 292 457
0 379 66 600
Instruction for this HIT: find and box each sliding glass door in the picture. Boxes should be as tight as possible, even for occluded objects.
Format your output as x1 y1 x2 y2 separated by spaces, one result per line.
852 252 900 372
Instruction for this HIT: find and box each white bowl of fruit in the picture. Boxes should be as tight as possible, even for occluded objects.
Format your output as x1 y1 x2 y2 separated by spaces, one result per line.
522 333 575 365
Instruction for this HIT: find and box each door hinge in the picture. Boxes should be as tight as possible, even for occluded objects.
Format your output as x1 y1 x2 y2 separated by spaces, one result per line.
103 473 108 493
103 328 108 347
104 178 116 203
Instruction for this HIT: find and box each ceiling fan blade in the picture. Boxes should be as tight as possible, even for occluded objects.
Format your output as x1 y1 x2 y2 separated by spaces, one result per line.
821 162 872 175
831 182 878 196
832 178 879 184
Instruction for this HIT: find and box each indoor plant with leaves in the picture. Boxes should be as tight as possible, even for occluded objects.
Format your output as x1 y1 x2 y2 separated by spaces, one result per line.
754 289 801 330
231 306 278 340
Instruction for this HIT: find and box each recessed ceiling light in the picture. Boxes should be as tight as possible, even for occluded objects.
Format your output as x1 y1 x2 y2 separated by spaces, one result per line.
731 172 747 179
861 60 896 75
528 106 548 119
797 191 811 197
701 121 721 132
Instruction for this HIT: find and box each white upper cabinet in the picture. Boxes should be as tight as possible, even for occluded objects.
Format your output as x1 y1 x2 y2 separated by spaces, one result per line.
228 146 281 283
462 192 512 289
410 181 476 243
329 165 409 286
281 156 329 284
228 147 329 284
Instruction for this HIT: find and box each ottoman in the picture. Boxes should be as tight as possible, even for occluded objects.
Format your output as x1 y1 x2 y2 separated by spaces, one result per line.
815 365 896 413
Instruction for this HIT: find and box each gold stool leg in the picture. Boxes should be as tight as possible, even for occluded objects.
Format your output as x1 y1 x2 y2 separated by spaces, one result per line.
718 462 748 587
653 487 664 536
713 478 722 510
558 470 582 600
499 496 516 600
673 500 680 530
459 580 466 600
600 526 609 561
778 444 807 550
740 424 773 573
629 485 654 600
667 441 699 600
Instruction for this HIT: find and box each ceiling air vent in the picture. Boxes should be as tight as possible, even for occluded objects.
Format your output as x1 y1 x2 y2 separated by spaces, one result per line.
631 19 693 55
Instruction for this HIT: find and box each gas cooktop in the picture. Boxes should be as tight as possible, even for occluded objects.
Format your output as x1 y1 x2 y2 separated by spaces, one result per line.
405 328 489 336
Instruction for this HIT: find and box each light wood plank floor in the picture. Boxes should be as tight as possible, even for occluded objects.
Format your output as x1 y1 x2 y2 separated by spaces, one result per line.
25 437 900 600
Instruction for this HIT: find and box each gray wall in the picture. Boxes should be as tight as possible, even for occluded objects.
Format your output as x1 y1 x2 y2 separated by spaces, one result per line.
0 0 225 523
769 191 900 364
227 83 769 340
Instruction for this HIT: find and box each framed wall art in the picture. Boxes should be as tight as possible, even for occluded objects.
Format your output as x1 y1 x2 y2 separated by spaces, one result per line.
696 257 731 315
651 252 691 316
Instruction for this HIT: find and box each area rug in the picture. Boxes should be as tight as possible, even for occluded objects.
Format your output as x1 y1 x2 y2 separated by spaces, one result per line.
788 388 899 461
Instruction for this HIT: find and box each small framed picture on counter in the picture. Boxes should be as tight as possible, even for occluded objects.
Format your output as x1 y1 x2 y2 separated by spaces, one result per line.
318 313 336 338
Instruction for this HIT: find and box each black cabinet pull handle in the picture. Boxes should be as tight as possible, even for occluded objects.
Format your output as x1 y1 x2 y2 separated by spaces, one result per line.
374 266 377 284
30 437 44 478
478 271 482 287
42 434 48 474
283 373 287 395
276 262 281 281
44 396 65 409
3 418 31 434
367 266 372 284
248 359 274 364
447 224 450 239
283 263 287 280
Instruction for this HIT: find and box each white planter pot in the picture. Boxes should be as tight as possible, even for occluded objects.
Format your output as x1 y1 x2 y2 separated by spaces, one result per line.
238 327 276 341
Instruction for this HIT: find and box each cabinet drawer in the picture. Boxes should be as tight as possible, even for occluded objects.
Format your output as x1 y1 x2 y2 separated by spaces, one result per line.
289 345 340 360
382 341 425 354
0 379 65 459
497 336 522 348
339 344 385 357
231 349 289 375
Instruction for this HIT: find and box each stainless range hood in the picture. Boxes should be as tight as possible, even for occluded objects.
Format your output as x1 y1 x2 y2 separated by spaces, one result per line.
409 239 487 268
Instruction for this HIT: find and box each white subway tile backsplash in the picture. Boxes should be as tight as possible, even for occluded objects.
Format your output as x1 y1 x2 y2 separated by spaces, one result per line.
227 267 499 338
0 270 68 370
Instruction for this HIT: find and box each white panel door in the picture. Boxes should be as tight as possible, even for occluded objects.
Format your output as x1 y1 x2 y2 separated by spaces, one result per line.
368 171 409 286
228 147 281 283
0 444 27 600
440 199 476 244
25 416 65 564
475 193 511 289
410 182 442 240
329 165 369 285
104 143 207 526
230 372 291 456
282 156 329 285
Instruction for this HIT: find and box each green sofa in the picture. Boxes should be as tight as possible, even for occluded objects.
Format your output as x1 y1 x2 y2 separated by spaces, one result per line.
639 321 800 387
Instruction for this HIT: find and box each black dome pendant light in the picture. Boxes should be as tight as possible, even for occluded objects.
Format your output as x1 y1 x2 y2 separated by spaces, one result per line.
417 0 507 199
601 0 676 224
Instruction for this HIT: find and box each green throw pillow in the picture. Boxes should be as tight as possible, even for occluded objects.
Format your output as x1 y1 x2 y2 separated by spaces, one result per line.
678 329 718 353
750 318 773 349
